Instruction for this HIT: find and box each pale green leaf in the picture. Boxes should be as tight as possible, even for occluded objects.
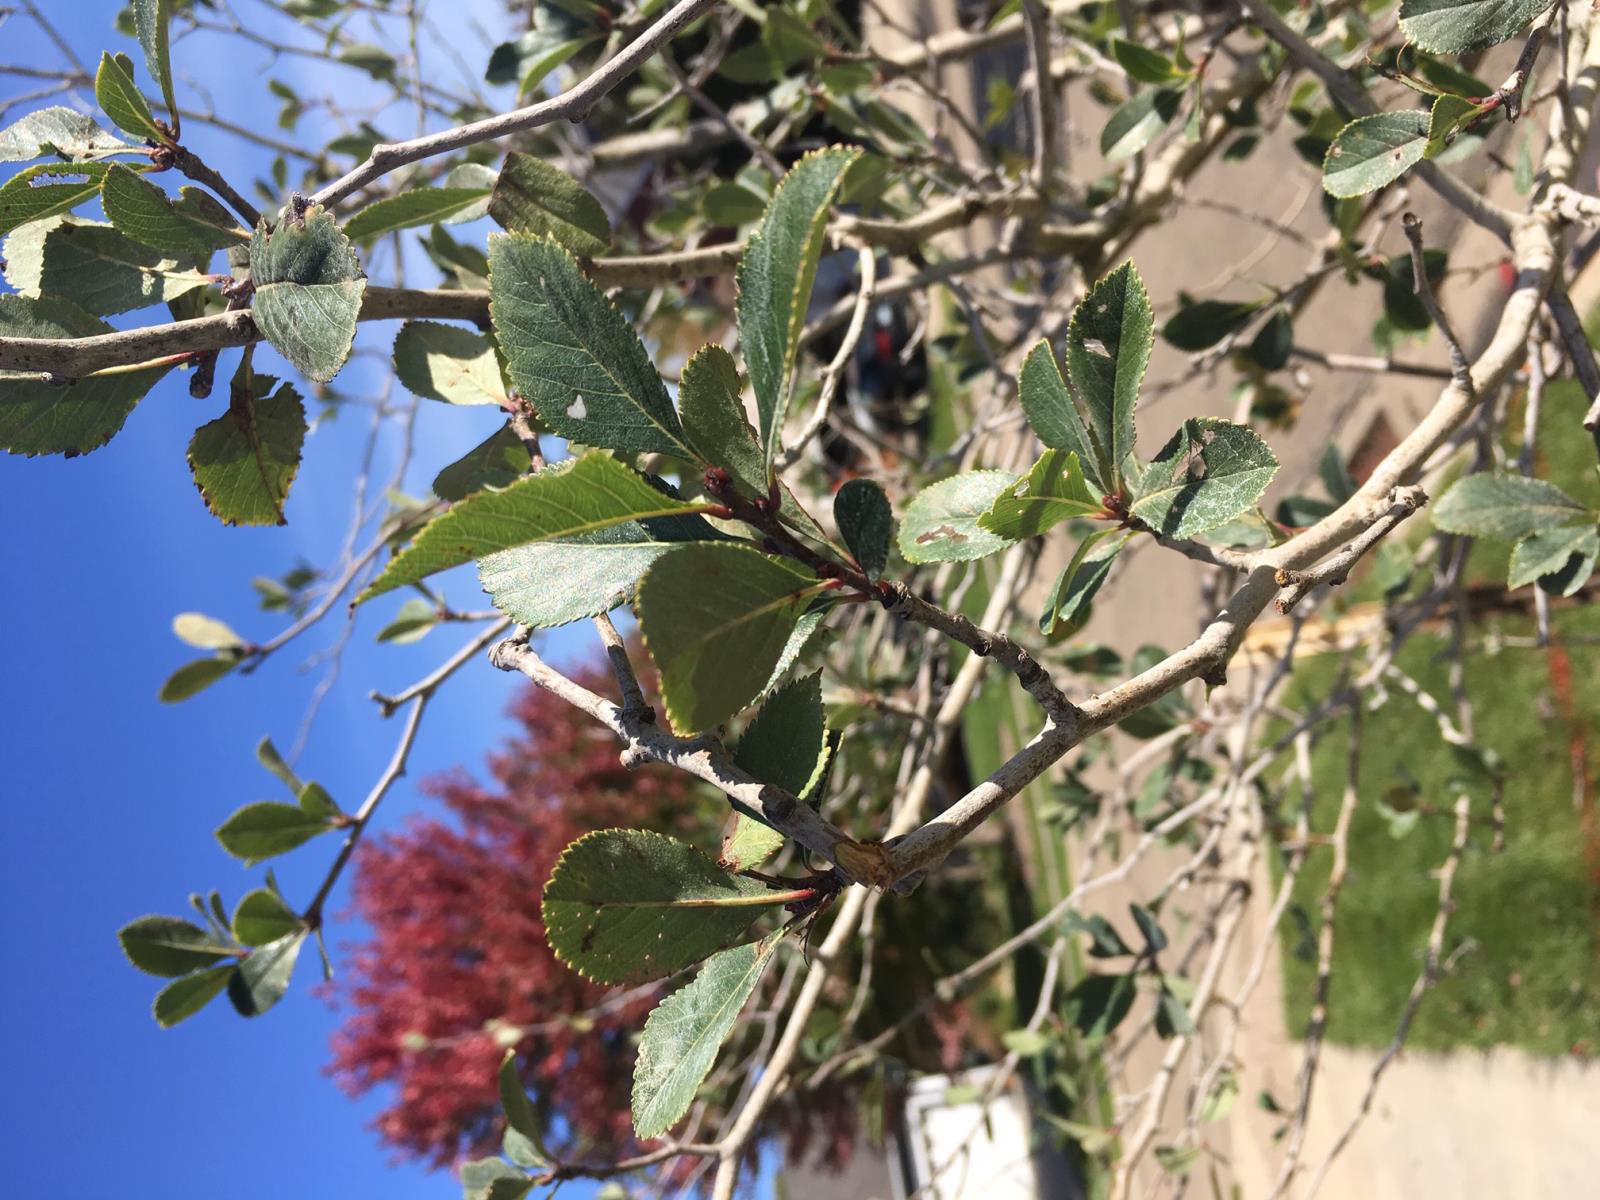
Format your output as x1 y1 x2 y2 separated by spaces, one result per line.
898 470 1019 563
393 320 506 405
343 186 492 241
1101 89 1181 161
376 596 439 644
1068 261 1151 491
131 0 179 134
0 106 134 162
632 932 782 1138
4 217 212 315
232 888 302 947
737 146 860 474
1129 418 1279 538
1433 472 1589 540
172 612 244 650
1112 39 1181 84
215 801 333 865
1323 111 1431 198
0 162 116 235
498 1050 553 1167
488 152 610 256
979 450 1103 541
1508 524 1599 593
249 204 366 382
101 164 247 254
542 829 780 984
489 233 692 457
360 451 706 603
1399 0 1555 53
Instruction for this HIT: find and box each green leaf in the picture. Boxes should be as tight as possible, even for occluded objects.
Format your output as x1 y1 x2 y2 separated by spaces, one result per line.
1247 309 1293 371
1433 472 1589 540
338 42 397 81
1399 0 1555 54
360 451 704 603
488 153 610 256
297 781 341 820
131 0 179 136
173 612 244 650
1426 94 1482 158
228 929 305 1017
899 470 1020 563
704 182 768 226
1130 903 1168 952
0 294 176 457
490 233 692 457
4 217 212 315
158 655 236 702
1066 910 1134 958
1064 972 1137 1039
1161 297 1261 351
95 52 164 142
393 320 506 406
498 1051 553 1167
249 204 366 382
1112 39 1181 84
979 450 1103 541
119 915 233 977
1002 1028 1051 1057
101 164 247 254
215 801 334 865
1067 262 1152 492
480 507 716 631
833 478 892 580
1041 530 1127 636
153 964 234 1027
485 19 596 92
542 829 782 985
1154 1144 1201 1176
638 543 820 734
1018 339 1102 490
736 146 860 475
187 374 307 526
1322 111 1431 198
1129 418 1279 538
1155 985 1196 1037
232 888 303 947
343 187 491 241
376 596 439 644
0 106 133 162
1101 89 1182 161
461 1159 534 1200
1509 524 1599 593
0 162 117 235
632 932 782 1138
257 736 303 795
724 672 830 870
433 425 531 501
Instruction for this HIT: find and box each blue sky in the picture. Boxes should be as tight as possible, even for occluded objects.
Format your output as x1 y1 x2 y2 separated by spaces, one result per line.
0 4 602 1197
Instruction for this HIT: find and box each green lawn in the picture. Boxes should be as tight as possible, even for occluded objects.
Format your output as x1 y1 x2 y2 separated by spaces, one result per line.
1275 382 1600 1057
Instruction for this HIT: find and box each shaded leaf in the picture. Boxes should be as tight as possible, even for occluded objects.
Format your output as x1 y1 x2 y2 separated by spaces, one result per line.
187 373 307 525
249 204 366 382
1399 0 1555 54
1509 524 1599 593
1064 972 1137 1038
1161 296 1260 351
1129 418 1279 538
158 656 236 702
119 915 232 977
432 424 530 501
899 470 1019 563
1040 530 1127 636
376 596 439 644
0 106 133 162
131 0 179 135
4 217 212 315
1101 89 1181 161
979 450 1103 541
393 320 505 405
153 964 234 1027
498 1050 553 1167
227 929 305 1017
833 478 892 580
1067 261 1152 489
1112 39 1181 84
343 186 491 241
542 829 780 985
101 164 246 254
724 672 829 870
488 153 610 256
215 801 334 865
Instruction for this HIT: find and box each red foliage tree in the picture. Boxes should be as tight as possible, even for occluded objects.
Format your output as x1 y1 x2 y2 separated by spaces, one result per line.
327 657 712 1167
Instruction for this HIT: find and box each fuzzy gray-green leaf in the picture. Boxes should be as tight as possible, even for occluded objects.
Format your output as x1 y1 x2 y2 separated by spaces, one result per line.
488 152 610 255
1323 111 1431 199
1433 472 1589 541
1068 262 1151 491
101 164 246 254
249 204 366 382
0 106 134 163
899 470 1020 563
1129 418 1278 539
979 450 1103 541
1399 0 1555 54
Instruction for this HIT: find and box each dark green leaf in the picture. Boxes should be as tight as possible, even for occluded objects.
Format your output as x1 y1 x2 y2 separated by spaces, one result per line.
101 165 246 254
979 450 1102 540
1155 985 1196 1037
158 655 236 702
1129 418 1279 538
1067 261 1152 491
433 425 531 501
542 829 781 985
1064 972 1137 1038
498 1050 553 1167
1161 297 1260 351
489 233 692 457
1433 472 1589 540
119 915 233 977
633 932 782 1138
1509 524 1599 593
1040 530 1126 635
232 888 302 947
338 43 397 81
833 478 892 580
187 374 307 525
393 320 506 406
0 106 133 162
215 801 334 865
131 0 179 135
1101 89 1182 161
95 52 163 142
723 672 830 870
376 596 439 645
0 162 121 235
298 781 341 820
249 203 366 382
1246 309 1293 371
899 470 1019 563
1130 903 1168 952
227 929 305 1017
1399 0 1555 54
152 964 234 1027
638 543 820 733
1323 111 1431 198
461 1159 533 1200
1112 39 1181 84
361 451 705 603
1018 339 1102 490
737 147 860 474
704 182 767 226
488 153 610 256
1066 910 1133 958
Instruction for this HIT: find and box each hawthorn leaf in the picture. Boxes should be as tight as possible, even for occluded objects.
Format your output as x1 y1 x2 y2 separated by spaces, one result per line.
461 1159 534 1200
1323 111 1431 198
0 162 122 236
1129 418 1279 538
215 801 334 865
1399 0 1555 54
723 672 830 870
490 233 692 457
479 508 718 630
1433 472 1589 540
632 932 783 1138
231 888 302 947
153 964 234 1027
1018 339 1103 491
498 1051 553 1167
899 470 1020 563
101 164 247 254
833 478 892 580
1161 297 1261 351
1064 972 1137 1039
488 152 610 255
979 450 1103 541
1040 529 1128 636
1112 39 1182 85
4 217 212 315
542 829 781 984
187 376 307 526
249 204 366 382
257 736 303 795
376 596 439 645
1068 261 1151 491
360 451 706 603
1508 525 1599 594
95 52 164 142
0 293 174 456
0 106 133 162
118 915 233 977
432 424 530 501
737 146 860 475
1247 309 1294 371
158 656 236 702
228 929 305 1017
1101 89 1181 161
172 612 243 650
131 0 180 135
343 186 491 241
393 320 506 406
